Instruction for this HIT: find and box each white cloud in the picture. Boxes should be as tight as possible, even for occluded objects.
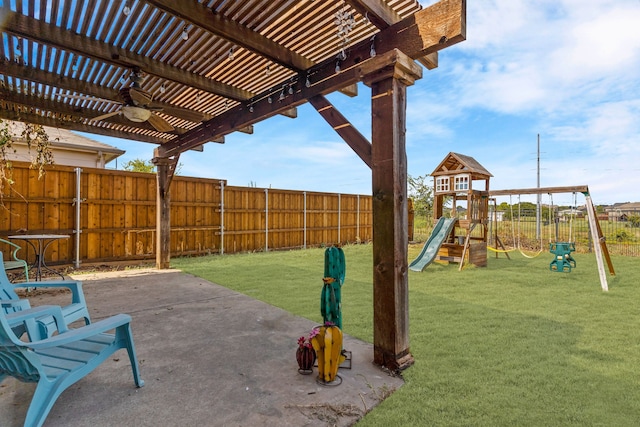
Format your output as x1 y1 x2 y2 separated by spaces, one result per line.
552 4 640 80
546 99 640 153
286 141 355 164
427 0 640 114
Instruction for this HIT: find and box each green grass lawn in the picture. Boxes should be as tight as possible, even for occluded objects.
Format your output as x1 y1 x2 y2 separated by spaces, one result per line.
173 245 640 426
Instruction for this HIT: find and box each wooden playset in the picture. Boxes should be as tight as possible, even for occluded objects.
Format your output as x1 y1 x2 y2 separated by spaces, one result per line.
430 152 492 269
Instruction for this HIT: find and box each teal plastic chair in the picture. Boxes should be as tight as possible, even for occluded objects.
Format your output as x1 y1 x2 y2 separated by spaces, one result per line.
0 305 144 427
0 238 29 281
0 252 91 340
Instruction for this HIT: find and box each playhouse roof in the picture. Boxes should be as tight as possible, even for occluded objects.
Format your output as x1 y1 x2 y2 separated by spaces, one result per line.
431 152 493 178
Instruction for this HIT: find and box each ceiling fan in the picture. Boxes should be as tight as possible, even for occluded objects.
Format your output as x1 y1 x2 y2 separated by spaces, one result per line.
61 73 175 133
93 86 174 132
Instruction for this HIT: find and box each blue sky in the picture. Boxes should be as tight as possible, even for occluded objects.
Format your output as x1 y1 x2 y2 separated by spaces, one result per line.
84 0 640 206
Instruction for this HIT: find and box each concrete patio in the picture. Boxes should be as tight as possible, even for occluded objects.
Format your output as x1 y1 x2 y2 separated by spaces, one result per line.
0 269 403 426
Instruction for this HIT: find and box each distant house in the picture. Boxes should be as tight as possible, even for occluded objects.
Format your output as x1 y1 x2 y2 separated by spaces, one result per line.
557 208 584 221
4 121 124 169
606 202 640 221
489 210 506 222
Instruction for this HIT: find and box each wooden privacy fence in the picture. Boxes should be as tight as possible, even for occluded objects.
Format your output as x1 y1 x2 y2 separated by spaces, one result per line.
0 162 373 266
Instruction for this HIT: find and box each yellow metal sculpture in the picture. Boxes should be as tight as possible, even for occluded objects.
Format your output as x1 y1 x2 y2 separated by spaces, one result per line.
311 323 346 383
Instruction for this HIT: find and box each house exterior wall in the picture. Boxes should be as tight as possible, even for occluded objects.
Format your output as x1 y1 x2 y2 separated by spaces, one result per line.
4 121 124 169
606 203 640 221
7 145 114 169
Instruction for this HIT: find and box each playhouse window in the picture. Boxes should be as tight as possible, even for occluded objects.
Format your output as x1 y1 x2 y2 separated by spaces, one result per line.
435 176 449 193
454 175 469 191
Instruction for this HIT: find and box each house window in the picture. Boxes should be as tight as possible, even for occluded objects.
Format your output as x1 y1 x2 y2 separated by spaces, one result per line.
435 176 449 193
454 175 469 191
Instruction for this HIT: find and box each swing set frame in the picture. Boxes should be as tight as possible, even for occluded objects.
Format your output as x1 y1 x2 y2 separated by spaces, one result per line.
491 191 578 259
488 185 615 291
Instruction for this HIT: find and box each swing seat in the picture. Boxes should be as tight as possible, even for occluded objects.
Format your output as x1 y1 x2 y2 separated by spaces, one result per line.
549 242 576 272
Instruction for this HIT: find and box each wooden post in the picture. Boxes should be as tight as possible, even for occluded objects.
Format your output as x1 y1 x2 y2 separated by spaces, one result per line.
584 194 610 291
153 151 179 269
364 53 422 371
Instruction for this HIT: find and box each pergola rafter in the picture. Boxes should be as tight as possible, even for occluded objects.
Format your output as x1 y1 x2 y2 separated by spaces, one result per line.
3 9 254 101
144 0 314 71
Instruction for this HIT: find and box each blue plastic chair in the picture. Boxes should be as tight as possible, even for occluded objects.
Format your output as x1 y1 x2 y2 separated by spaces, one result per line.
0 305 144 427
0 238 29 282
0 252 91 340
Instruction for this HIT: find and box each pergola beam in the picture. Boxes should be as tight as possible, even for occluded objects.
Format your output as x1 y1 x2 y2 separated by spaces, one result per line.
0 60 214 124
0 109 175 145
347 0 438 69
3 9 254 101
0 89 192 134
309 95 372 168
1 61 251 138
347 0 403 29
157 49 410 156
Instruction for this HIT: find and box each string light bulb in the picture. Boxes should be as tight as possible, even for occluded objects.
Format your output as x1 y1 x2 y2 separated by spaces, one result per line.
279 86 286 101
268 95 273 104
305 74 311 88
14 38 21 58
160 84 166 94
123 2 131 16
335 60 341 74
265 65 271 76
369 36 376 58
228 47 234 60
181 26 189 41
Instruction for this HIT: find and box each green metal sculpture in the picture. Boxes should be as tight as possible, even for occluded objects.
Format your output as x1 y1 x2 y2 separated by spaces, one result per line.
321 246 345 329
316 246 348 383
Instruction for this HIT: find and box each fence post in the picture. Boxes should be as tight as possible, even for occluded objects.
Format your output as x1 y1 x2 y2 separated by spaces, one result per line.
338 193 341 244
303 191 307 249
220 180 225 255
357 195 360 241
265 188 269 252
73 167 83 269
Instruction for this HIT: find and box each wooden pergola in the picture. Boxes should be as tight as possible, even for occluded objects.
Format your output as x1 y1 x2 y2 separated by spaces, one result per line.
0 0 466 371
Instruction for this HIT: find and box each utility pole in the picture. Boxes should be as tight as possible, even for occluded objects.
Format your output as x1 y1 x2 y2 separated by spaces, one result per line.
536 134 541 239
